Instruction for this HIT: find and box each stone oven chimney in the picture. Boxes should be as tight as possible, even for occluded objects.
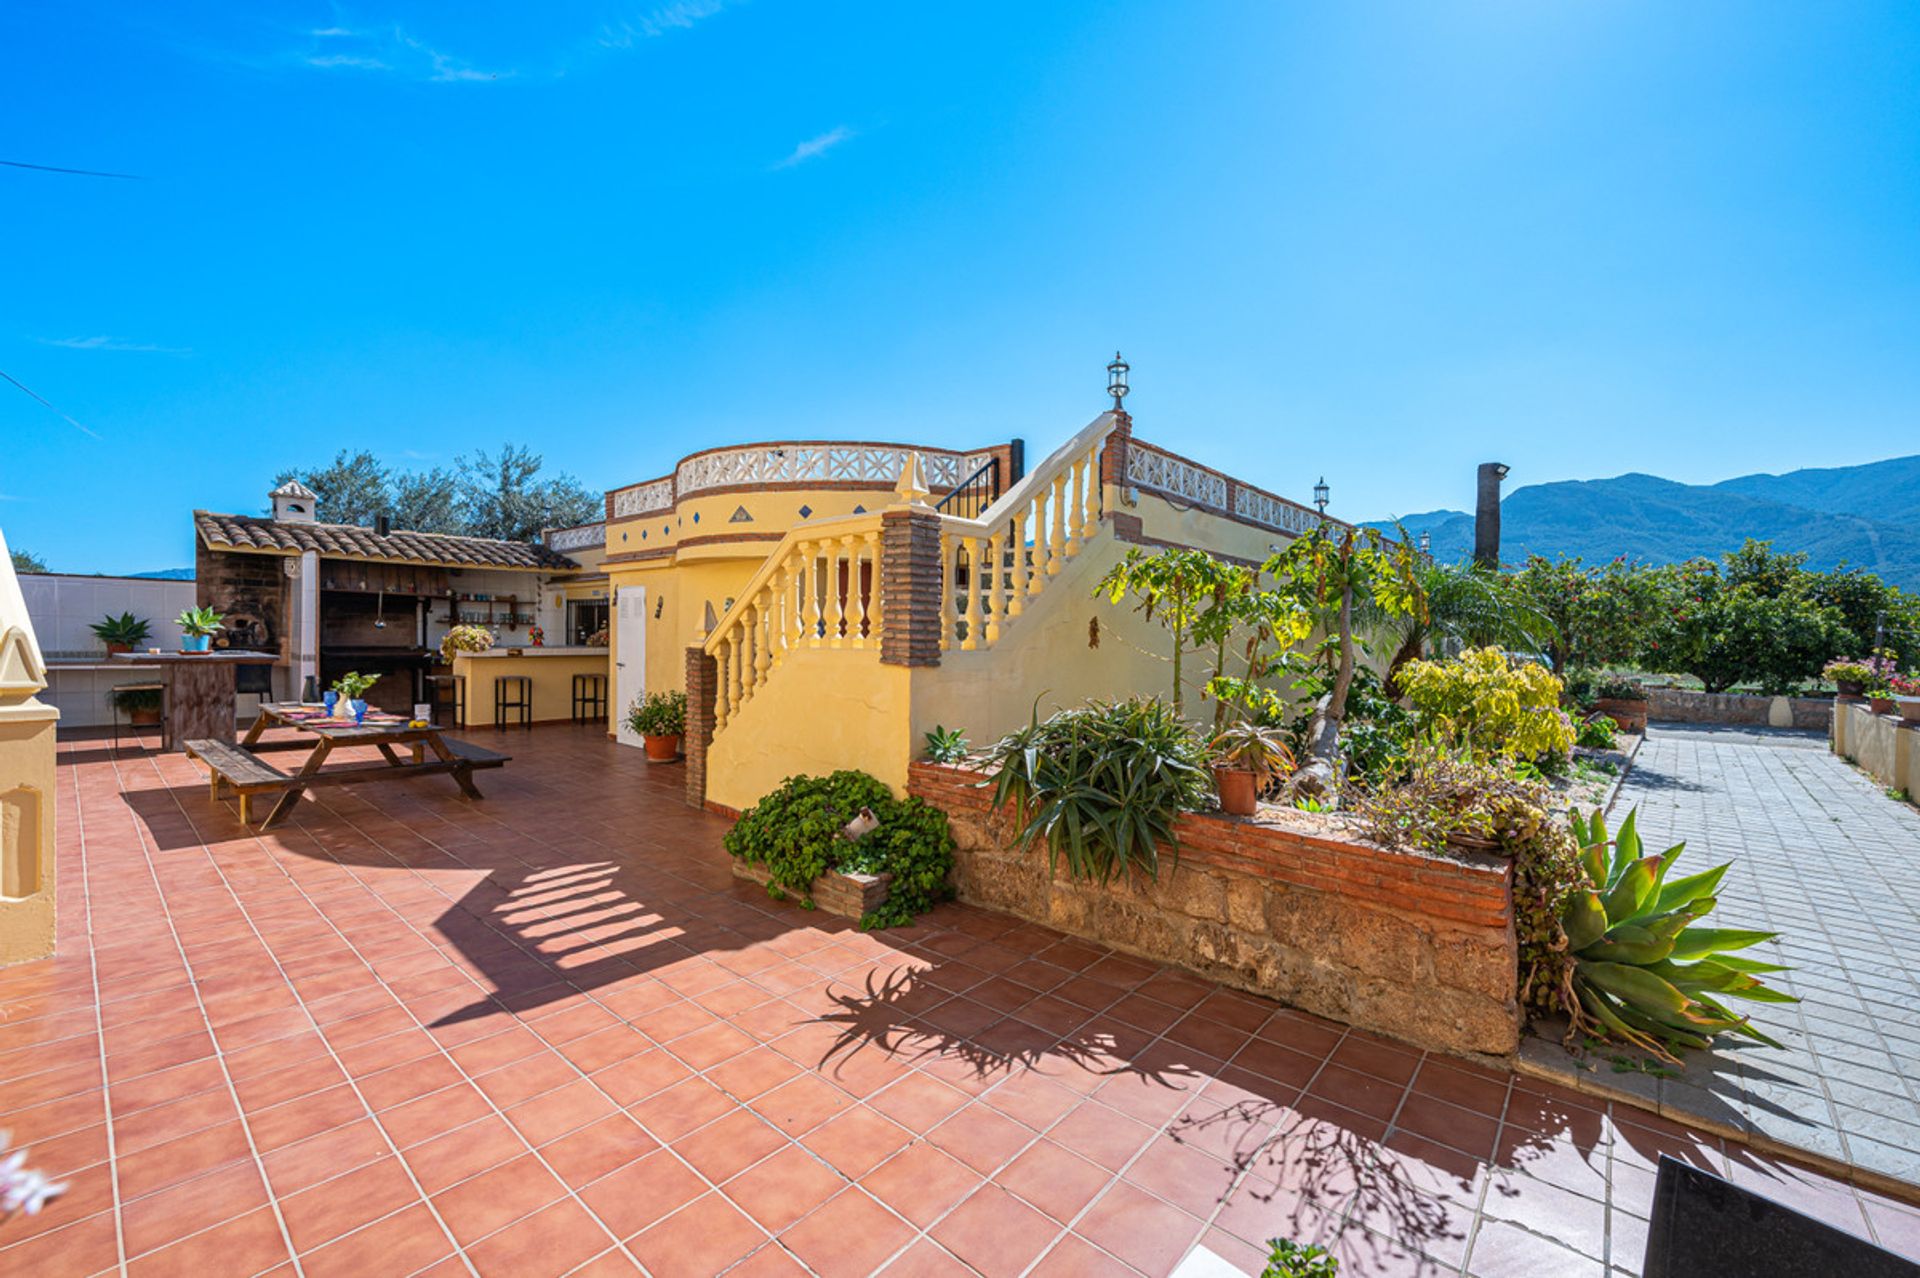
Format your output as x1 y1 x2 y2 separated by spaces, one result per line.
270 479 318 524
1473 462 1509 569
375 512 393 537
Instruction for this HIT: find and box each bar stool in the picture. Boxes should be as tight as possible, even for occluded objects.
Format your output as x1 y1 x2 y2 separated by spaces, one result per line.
494 675 533 729
571 673 607 723
424 674 466 727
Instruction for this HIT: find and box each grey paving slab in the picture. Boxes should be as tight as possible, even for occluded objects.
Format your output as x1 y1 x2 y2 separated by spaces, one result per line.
1528 720 1920 1192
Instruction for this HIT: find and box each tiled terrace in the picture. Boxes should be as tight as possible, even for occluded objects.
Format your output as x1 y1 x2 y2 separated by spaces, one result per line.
4 728 1918 1277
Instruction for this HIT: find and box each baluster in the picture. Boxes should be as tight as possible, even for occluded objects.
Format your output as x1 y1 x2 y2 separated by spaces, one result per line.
938 531 956 650
726 626 743 718
984 530 1005 644
753 602 771 688
805 542 826 647
1048 472 1068 575
1066 456 1086 555
1083 443 1103 529
738 617 754 709
960 536 983 650
828 540 848 647
789 549 808 651
769 564 790 668
712 636 730 731
845 536 868 647
1006 511 1028 617
862 528 882 640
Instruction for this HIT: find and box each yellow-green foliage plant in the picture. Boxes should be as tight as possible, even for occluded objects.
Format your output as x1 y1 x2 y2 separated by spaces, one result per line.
1552 807 1796 1064
1395 646 1575 761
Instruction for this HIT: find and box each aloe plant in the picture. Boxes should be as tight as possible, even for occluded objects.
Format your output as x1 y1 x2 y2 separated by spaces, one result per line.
1562 807 1796 1063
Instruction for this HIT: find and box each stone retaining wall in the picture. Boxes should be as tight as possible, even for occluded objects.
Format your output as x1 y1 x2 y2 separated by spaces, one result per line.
909 762 1520 1058
1647 686 1830 731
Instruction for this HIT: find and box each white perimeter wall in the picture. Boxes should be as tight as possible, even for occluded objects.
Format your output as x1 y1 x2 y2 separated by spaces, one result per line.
21 574 197 728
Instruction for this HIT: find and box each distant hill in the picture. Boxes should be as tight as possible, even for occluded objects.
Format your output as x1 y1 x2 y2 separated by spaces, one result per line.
1365 456 1920 588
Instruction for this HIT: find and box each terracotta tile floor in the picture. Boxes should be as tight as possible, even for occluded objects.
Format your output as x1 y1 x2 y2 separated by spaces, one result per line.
4 726 1918 1277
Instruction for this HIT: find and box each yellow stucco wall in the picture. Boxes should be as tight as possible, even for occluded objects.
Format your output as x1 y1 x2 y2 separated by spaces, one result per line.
1835 702 1920 798
451 651 611 726
0 527 58 966
705 648 912 811
603 486 890 562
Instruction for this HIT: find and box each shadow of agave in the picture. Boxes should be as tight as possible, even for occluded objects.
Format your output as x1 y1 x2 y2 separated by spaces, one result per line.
809 961 1205 1092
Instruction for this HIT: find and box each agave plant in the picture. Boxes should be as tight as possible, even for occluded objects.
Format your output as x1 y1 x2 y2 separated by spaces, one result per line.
1561 807 1796 1063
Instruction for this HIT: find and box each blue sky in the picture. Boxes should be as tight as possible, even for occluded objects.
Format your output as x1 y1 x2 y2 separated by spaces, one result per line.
5 2 1919 573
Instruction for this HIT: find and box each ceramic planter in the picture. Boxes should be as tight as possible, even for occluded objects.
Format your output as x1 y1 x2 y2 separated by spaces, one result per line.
1213 765 1261 817
644 733 682 763
1835 680 1866 700
1896 696 1920 725
128 706 162 727
181 634 213 653
1869 697 1897 715
104 642 131 656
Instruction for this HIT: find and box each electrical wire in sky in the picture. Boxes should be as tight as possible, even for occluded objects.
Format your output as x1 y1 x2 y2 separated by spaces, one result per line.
0 370 102 438
1 158 144 179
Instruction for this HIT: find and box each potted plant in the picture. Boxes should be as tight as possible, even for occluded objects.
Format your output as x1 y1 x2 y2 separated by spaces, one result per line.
331 671 380 723
627 690 687 762
923 725 969 764
1891 673 1920 724
1591 676 1649 734
1209 721 1295 817
91 612 152 656
111 685 163 726
175 605 225 653
1823 658 1877 702
440 624 494 663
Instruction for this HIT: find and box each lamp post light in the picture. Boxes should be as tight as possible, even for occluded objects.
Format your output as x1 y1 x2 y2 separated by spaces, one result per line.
1106 352 1129 410
1313 477 1330 517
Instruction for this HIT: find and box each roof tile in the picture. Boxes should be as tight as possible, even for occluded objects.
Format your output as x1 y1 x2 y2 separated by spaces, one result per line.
194 511 579 572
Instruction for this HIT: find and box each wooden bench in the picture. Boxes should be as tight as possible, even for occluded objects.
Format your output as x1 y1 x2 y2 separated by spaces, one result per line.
184 738 291 825
440 737 510 768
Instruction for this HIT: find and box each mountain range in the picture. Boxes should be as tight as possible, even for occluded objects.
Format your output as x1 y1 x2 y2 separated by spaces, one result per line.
1366 455 1920 589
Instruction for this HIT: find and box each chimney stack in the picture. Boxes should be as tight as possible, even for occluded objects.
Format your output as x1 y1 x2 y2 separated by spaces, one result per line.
375 512 392 538
269 479 318 524
1474 462 1509 569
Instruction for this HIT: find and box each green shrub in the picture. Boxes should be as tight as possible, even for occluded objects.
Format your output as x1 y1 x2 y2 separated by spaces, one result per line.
1395 647 1574 762
981 697 1209 884
1575 716 1619 750
722 770 953 929
627 690 687 737
1262 1238 1338 1277
922 725 969 763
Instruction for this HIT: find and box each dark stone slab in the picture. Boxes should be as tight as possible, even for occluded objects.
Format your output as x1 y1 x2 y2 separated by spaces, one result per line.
1644 1156 1920 1278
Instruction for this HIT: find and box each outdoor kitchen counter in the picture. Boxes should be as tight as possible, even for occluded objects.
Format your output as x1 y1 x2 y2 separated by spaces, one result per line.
109 650 278 751
450 647 610 727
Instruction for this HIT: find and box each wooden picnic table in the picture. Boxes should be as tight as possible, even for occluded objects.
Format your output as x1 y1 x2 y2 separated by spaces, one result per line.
186 701 507 828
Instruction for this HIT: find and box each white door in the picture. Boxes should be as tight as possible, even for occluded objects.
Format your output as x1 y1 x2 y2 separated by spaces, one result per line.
615 586 647 748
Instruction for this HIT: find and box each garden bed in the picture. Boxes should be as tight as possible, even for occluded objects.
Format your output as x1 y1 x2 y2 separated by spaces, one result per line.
910 761 1522 1058
730 859 892 921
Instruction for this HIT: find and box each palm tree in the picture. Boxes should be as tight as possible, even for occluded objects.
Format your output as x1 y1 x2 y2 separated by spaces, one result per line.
1383 560 1552 687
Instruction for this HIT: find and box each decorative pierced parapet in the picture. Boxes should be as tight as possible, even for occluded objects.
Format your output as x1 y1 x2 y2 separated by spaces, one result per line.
934 413 1116 652
1127 439 1327 537
545 523 606 552
1127 443 1228 510
610 479 674 519
703 512 886 734
677 443 989 495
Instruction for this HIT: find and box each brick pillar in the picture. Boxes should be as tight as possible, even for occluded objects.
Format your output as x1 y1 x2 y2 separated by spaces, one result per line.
1100 409 1132 490
880 508 944 667
684 646 718 808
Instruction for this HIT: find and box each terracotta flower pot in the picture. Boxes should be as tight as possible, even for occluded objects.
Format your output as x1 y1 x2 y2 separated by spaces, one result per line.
643 733 682 763
1869 697 1897 715
1835 680 1866 700
1593 697 1649 735
128 706 161 726
1213 765 1261 817
104 642 131 656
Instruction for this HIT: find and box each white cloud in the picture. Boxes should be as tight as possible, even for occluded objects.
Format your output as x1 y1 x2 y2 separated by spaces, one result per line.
774 125 854 170
599 0 730 48
37 336 191 355
295 25 509 83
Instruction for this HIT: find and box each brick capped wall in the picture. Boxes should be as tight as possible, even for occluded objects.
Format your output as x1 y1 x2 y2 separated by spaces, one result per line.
910 761 1520 1058
684 646 718 808
879 508 943 668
